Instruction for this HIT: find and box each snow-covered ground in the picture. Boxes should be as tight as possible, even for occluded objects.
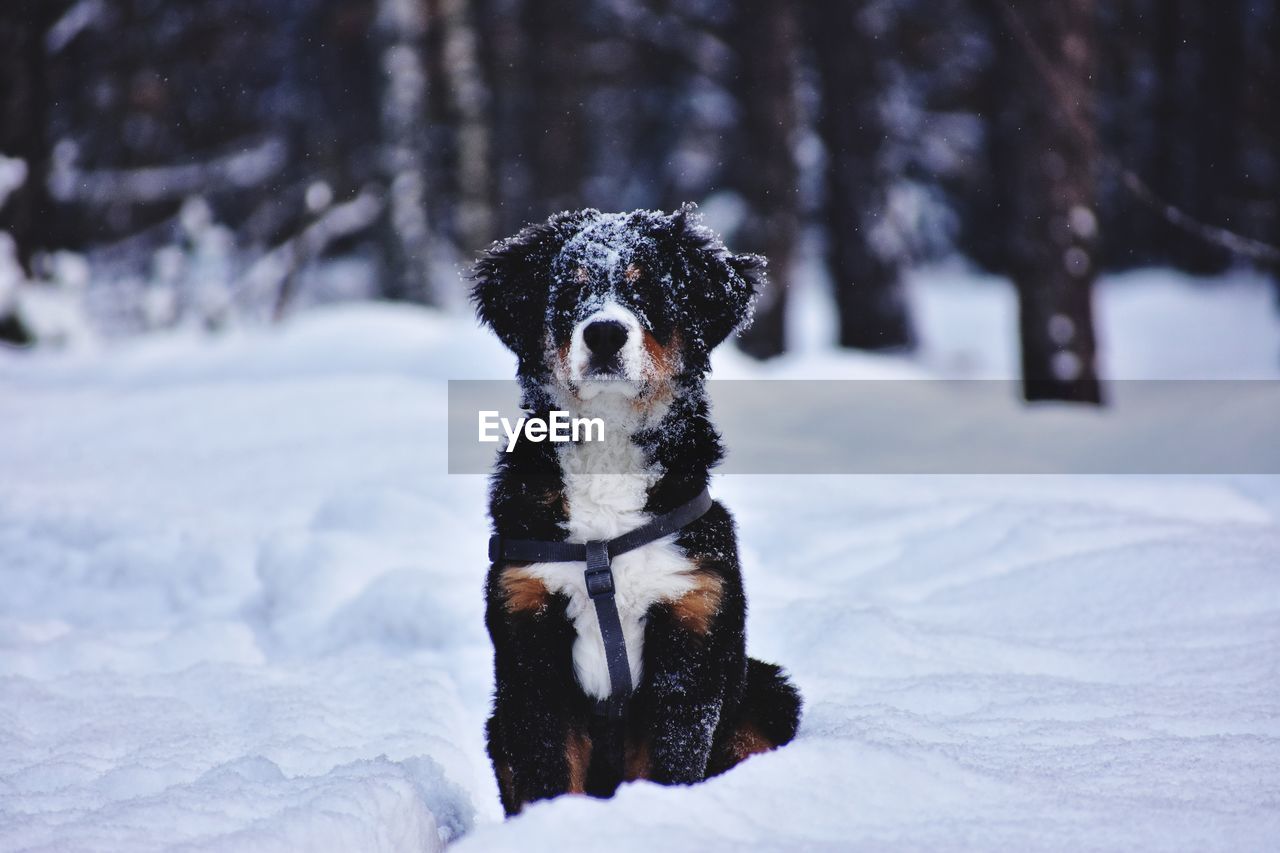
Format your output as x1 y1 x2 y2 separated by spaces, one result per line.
2 268 1278 851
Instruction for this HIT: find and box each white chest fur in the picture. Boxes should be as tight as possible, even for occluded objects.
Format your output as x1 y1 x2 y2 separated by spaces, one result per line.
523 397 697 700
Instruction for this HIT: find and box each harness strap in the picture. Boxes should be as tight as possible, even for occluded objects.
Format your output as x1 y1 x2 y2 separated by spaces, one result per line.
488 487 713 565
585 540 631 719
487 487 714 719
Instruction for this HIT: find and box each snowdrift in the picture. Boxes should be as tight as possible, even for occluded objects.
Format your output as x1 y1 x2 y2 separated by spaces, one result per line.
2 271 1278 850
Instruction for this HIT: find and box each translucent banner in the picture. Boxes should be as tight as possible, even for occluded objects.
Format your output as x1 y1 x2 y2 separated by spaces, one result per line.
447 380 1280 474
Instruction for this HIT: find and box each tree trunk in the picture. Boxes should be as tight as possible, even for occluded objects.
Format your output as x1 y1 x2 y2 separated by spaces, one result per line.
1000 0 1104 404
1268 1 1280 311
0 0 56 278
438 0 492 253
375 0 436 303
1098 0 1153 267
1192 0 1239 272
808 1 914 352
1151 0 1234 274
0 0 58 345
730 0 799 360
522 0 587 220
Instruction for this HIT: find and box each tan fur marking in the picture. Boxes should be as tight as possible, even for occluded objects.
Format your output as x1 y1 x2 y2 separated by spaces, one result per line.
565 730 592 793
670 570 724 635
499 567 550 615
642 329 680 382
536 487 569 516
625 737 652 781
630 329 680 414
624 262 643 283
727 721 776 763
574 265 590 283
496 761 519 811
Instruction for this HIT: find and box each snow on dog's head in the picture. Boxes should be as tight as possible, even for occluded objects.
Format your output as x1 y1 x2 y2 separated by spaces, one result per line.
471 205 764 399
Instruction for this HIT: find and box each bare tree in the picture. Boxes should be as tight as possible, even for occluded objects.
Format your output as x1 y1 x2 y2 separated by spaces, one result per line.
375 0 437 303
729 0 800 360
1270 4 1280 305
993 0 1104 404
0 0 58 277
0 0 62 344
807 1 914 352
523 0 589 219
435 0 493 253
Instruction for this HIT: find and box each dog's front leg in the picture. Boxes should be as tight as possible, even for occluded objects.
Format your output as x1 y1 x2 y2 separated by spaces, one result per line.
638 604 729 785
486 570 586 814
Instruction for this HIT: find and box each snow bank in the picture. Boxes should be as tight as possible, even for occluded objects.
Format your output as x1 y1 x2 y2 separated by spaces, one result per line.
899 262 1280 380
2 272 1278 850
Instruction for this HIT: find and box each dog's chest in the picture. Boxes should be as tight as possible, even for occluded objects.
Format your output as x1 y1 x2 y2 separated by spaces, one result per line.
525 433 698 700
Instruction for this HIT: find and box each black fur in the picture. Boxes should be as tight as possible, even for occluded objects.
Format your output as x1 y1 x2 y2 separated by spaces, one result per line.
473 206 801 815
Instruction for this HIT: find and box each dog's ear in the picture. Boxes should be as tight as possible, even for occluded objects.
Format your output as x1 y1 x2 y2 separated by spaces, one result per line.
669 204 766 351
471 210 597 357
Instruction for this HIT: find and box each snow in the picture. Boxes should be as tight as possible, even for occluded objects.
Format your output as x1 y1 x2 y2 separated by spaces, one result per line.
0 156 27 211
2 270 1279 850
45 0 105 55
902 261 1280 380
48 138 288 205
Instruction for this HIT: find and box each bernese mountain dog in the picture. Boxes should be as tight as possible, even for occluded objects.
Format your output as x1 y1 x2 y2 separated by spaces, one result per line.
472 205 802 816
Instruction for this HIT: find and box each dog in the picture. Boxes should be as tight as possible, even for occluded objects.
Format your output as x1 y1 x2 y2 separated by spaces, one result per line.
472 205 801 815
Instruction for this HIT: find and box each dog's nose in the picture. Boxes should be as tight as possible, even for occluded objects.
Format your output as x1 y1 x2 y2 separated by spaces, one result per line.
583 320 629 360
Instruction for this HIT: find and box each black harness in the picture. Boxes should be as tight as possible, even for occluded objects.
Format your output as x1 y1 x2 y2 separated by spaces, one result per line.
488 487 714 719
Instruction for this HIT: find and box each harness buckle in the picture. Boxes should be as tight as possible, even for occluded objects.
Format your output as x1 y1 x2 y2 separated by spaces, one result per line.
585 567 614 598
584 540 613 598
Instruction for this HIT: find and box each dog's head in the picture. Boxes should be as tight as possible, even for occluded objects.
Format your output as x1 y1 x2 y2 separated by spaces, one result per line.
472 206 763 400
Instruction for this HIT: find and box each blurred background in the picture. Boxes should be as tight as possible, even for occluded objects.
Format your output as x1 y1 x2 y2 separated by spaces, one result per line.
1 0 1278 401
3 7 1280 844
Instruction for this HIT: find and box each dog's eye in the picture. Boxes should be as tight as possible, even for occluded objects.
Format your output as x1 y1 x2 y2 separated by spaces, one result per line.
551 287 579 316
